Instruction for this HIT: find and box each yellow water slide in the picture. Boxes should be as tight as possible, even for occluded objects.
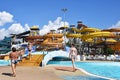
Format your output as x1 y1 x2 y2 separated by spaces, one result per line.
81 31 114 40
66 27 101 38
66 33 82 38
66 27 115 44
80 27 101 33
44 33 63 38
83 38 94 43
70 27 101 33
42 38 63 45
41 33 63 46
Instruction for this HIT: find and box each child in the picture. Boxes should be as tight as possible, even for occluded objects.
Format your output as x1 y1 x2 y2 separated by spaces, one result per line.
9 47 21 77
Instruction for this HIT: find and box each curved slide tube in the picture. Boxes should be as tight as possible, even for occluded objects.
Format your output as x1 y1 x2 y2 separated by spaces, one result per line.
70 27 101 33
44 34 63 38
42 50 69 66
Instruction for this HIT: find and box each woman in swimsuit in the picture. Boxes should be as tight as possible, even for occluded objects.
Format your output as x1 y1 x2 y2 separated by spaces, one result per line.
69 44 77 71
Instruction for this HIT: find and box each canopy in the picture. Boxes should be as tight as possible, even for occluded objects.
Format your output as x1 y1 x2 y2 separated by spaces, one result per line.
58 26 68 30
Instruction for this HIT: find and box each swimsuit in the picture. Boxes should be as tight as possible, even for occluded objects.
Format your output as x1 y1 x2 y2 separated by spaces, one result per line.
11 60 18 64
70 51 76 59
71 55 76 59
28 49 31 52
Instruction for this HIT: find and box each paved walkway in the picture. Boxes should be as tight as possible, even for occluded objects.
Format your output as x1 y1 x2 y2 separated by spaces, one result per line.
0 65 87 80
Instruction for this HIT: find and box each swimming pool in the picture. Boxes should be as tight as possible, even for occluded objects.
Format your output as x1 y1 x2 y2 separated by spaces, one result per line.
0 60 10 66
61 75 107 80
48 61 120 80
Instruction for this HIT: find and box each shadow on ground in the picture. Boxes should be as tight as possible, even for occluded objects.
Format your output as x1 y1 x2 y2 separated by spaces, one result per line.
2 73 13 77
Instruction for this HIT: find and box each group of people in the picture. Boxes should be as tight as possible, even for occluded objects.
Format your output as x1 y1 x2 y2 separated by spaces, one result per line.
9 42 77 77
9 42 33 77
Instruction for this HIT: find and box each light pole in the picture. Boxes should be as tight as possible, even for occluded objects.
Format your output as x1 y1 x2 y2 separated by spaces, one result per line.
61 8 68 48
61 8 67 27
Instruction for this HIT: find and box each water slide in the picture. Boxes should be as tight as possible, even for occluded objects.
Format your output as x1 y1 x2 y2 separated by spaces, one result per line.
66 27 115 42
42 37 63 45
42 48 70 66
66 31 113 39
80 28 101 32
66 27 101 38
70 27 101 33
41 33 64 47
66 33 82 38
44 33 63 38
82 32 113 38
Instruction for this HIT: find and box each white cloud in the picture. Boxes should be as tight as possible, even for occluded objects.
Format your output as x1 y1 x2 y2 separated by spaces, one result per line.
8 23 25 34
8 23 31 34
0 23 30 40
0 11 13 26
0 16 69 40
40 17 69 35
0 28 9 40
109 21 120 28
24 24 30 31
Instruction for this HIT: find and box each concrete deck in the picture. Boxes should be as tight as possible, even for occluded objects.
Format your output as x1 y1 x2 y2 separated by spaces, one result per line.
0 65 87 80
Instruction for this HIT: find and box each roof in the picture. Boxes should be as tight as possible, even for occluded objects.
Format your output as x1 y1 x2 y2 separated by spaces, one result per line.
30 26 40 30
11 31 30 38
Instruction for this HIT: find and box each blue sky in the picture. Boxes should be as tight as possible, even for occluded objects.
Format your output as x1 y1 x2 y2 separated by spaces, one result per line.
0 0 120 40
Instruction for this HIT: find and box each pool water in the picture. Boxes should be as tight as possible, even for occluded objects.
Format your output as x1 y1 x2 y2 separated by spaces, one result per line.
76 62 120 80
48 61 120 80
61 76 107 80
0 60 10 66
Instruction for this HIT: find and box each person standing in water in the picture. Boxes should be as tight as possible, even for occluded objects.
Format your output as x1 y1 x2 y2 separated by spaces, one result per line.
9 47 21 77
69 44 77 71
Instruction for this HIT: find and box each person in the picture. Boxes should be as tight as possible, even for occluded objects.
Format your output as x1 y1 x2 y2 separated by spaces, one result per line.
69 44 77 72
54 45 59 51
27 42 33 60
9 47 21 77
18 48 25 61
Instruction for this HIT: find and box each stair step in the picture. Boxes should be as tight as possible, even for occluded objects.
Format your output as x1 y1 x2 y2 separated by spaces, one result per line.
17 54 44 66
17 63 39 66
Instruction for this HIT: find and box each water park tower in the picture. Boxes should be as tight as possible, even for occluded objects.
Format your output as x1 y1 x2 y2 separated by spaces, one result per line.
77 21 88 29
30 26 40 36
